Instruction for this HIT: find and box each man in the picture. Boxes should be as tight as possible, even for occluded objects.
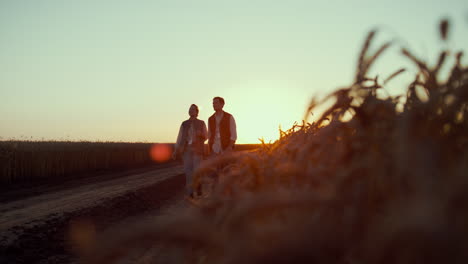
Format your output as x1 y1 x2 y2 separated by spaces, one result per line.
173 104 207 197
207 97 237 156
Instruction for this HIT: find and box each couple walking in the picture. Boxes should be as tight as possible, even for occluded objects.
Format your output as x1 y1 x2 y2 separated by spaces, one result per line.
172 96 237 198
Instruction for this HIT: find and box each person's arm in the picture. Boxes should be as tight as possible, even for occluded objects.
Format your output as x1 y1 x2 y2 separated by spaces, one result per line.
207 119 211 141
172 124 183 159
228 115 237 149
201 121 208 157
206 118 212 155
201 121 208 142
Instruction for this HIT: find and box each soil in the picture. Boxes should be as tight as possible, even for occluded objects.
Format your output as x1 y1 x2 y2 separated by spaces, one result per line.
0 164 187 264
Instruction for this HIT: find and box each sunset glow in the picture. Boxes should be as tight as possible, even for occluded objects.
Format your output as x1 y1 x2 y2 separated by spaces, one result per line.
0 1 466 143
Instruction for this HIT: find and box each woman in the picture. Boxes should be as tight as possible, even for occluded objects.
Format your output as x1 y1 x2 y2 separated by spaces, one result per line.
173 104 208 198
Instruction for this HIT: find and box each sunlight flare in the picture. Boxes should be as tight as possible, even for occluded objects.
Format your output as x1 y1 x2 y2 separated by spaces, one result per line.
150 143 172 163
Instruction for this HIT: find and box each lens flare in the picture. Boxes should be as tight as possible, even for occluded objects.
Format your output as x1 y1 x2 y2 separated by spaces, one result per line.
150 143 172 163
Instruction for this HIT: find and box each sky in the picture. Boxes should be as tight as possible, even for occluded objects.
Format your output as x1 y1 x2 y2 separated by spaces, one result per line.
1 0 467 144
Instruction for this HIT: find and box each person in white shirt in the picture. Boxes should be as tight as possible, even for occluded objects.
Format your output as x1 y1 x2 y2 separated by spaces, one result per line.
172 104 208 197
207 97 237 156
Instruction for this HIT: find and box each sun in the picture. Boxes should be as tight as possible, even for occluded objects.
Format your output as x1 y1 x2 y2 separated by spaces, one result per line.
222 81 308 144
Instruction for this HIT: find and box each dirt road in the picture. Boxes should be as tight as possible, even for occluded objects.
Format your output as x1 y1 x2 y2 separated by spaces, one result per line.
0 164 186 264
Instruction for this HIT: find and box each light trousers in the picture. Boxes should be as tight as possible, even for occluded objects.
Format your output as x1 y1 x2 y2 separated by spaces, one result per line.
182 148 202 196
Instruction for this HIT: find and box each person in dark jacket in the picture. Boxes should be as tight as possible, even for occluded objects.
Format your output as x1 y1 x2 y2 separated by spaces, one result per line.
173 104 208 197
207 97 237 156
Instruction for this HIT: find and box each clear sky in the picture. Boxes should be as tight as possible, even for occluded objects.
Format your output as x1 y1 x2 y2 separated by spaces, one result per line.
1 0 467 143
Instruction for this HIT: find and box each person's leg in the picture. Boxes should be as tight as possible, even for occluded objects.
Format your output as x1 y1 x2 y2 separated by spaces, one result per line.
192 153 204 197
182 149 194 196
193 153 202 171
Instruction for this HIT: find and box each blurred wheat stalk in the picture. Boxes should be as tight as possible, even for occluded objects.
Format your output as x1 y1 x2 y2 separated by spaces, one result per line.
84 19 468 264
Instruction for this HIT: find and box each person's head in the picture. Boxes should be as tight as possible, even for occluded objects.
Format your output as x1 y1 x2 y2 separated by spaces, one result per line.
189 104 199 118
212 97 225 112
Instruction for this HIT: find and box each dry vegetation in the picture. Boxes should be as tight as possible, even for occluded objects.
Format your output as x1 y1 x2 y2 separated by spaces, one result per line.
83 20 467 263
0 142 163 184
0 142 259 185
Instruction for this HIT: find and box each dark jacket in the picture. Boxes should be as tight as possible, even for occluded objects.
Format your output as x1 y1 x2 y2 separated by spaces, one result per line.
208 111 233 151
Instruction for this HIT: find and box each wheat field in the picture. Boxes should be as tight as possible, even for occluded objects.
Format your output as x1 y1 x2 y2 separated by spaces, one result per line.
82 20 468 264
